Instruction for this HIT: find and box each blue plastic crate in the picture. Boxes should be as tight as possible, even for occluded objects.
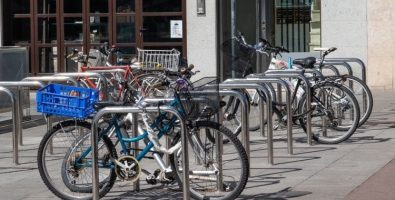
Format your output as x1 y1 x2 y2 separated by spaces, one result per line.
36 83 99 118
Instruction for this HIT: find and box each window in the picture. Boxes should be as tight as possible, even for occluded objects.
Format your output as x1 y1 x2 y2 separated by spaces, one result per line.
274 0 321 52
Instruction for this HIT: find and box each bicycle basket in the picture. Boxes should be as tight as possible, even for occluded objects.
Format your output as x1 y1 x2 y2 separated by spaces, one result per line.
220 39 255 73
137 48 181 71
177 77 220 120
36 83 99 118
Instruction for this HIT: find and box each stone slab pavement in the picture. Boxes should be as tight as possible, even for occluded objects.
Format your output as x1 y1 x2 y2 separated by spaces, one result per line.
0 90 394 199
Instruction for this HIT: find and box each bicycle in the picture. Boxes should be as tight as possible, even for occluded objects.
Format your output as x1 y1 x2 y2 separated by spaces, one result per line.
267 44 373 128
36 76 249 200
252 40 361 144
220 32 277 135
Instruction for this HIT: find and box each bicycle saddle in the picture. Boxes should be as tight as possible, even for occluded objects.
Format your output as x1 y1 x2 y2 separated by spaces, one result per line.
292 57 316 69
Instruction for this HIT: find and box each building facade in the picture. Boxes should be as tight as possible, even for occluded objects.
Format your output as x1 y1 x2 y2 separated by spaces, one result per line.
0 0 393 90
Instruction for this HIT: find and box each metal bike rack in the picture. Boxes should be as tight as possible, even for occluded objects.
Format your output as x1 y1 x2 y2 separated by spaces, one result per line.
224 78 295 156
91 106 189 200
53 72 110 101
321 65 341 76
318 62 353 77
0 77 78 164
253 70 313 146
0 87 17 164
219 82 274 165
82 69 127 75
322 58 366 83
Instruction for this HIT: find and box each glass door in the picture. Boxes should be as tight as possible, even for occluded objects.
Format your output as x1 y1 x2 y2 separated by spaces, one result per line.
139 0 186 56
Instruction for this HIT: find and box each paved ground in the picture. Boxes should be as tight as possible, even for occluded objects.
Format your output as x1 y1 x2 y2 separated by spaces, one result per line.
0 90 394 199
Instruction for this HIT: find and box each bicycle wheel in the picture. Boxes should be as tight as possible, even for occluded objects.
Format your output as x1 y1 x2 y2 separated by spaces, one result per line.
298 82 360 144
37 120 117 199
128 73 171 98
221 94 243 136
169 121 249 200
234 84 277 132
342 75 373 127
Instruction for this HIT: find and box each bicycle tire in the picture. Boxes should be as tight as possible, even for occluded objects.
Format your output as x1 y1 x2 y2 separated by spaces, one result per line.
169 121 249 200
128 73 171 98
233 84 278 132
221 94 243 137
37 120 117 199
341 75 373 127
298 82 360 144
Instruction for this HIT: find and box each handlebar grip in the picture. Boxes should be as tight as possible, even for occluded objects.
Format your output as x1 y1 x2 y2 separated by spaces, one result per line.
188 64 194 70
88 56 97 59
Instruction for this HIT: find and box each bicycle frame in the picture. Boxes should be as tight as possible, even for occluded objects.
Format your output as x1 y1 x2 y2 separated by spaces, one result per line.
74 98 182 168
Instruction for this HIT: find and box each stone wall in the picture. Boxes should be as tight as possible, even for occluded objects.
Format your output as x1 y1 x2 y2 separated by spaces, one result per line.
366 0 395 90
321 0 368 85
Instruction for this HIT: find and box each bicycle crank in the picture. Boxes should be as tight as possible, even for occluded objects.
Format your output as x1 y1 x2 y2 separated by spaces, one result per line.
114 155 141 182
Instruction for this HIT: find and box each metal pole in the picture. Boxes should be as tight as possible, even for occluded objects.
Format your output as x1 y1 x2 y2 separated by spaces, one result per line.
217 82 274 164
132 113 140 191
91 106 189 200
224 78 293 154
17 87 23 146
22 76 80 87
0 87 18 164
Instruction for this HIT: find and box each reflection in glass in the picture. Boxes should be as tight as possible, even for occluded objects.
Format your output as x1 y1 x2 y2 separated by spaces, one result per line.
116 17 135 43
38 18 57 44
64 0 82 13
90 0 109 13
116 0 135 13
143 0 181 12
90 17 109 43
64 18 83 43
39 47 58 73
11 18 31 45
143 16 182 42
12 0 30 14
38 0 57 14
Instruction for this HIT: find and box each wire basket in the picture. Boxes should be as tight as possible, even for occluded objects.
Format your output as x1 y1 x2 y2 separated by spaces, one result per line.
36 83 99 118
137 48 181 71
177 77 220 120
220 39 255 73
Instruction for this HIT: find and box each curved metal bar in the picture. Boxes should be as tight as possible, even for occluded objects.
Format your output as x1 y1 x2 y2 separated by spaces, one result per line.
218 84 271 164
22 76 79 87
321 65 340 76
91 106 189 200
0 81 45 88
0 87 18 164
53 72 109 101
318 62 353 89
319 61 353 77
82 69 127 75
249 73 312 146
223 78 295 156
322 58 366 83
0 81 47 148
